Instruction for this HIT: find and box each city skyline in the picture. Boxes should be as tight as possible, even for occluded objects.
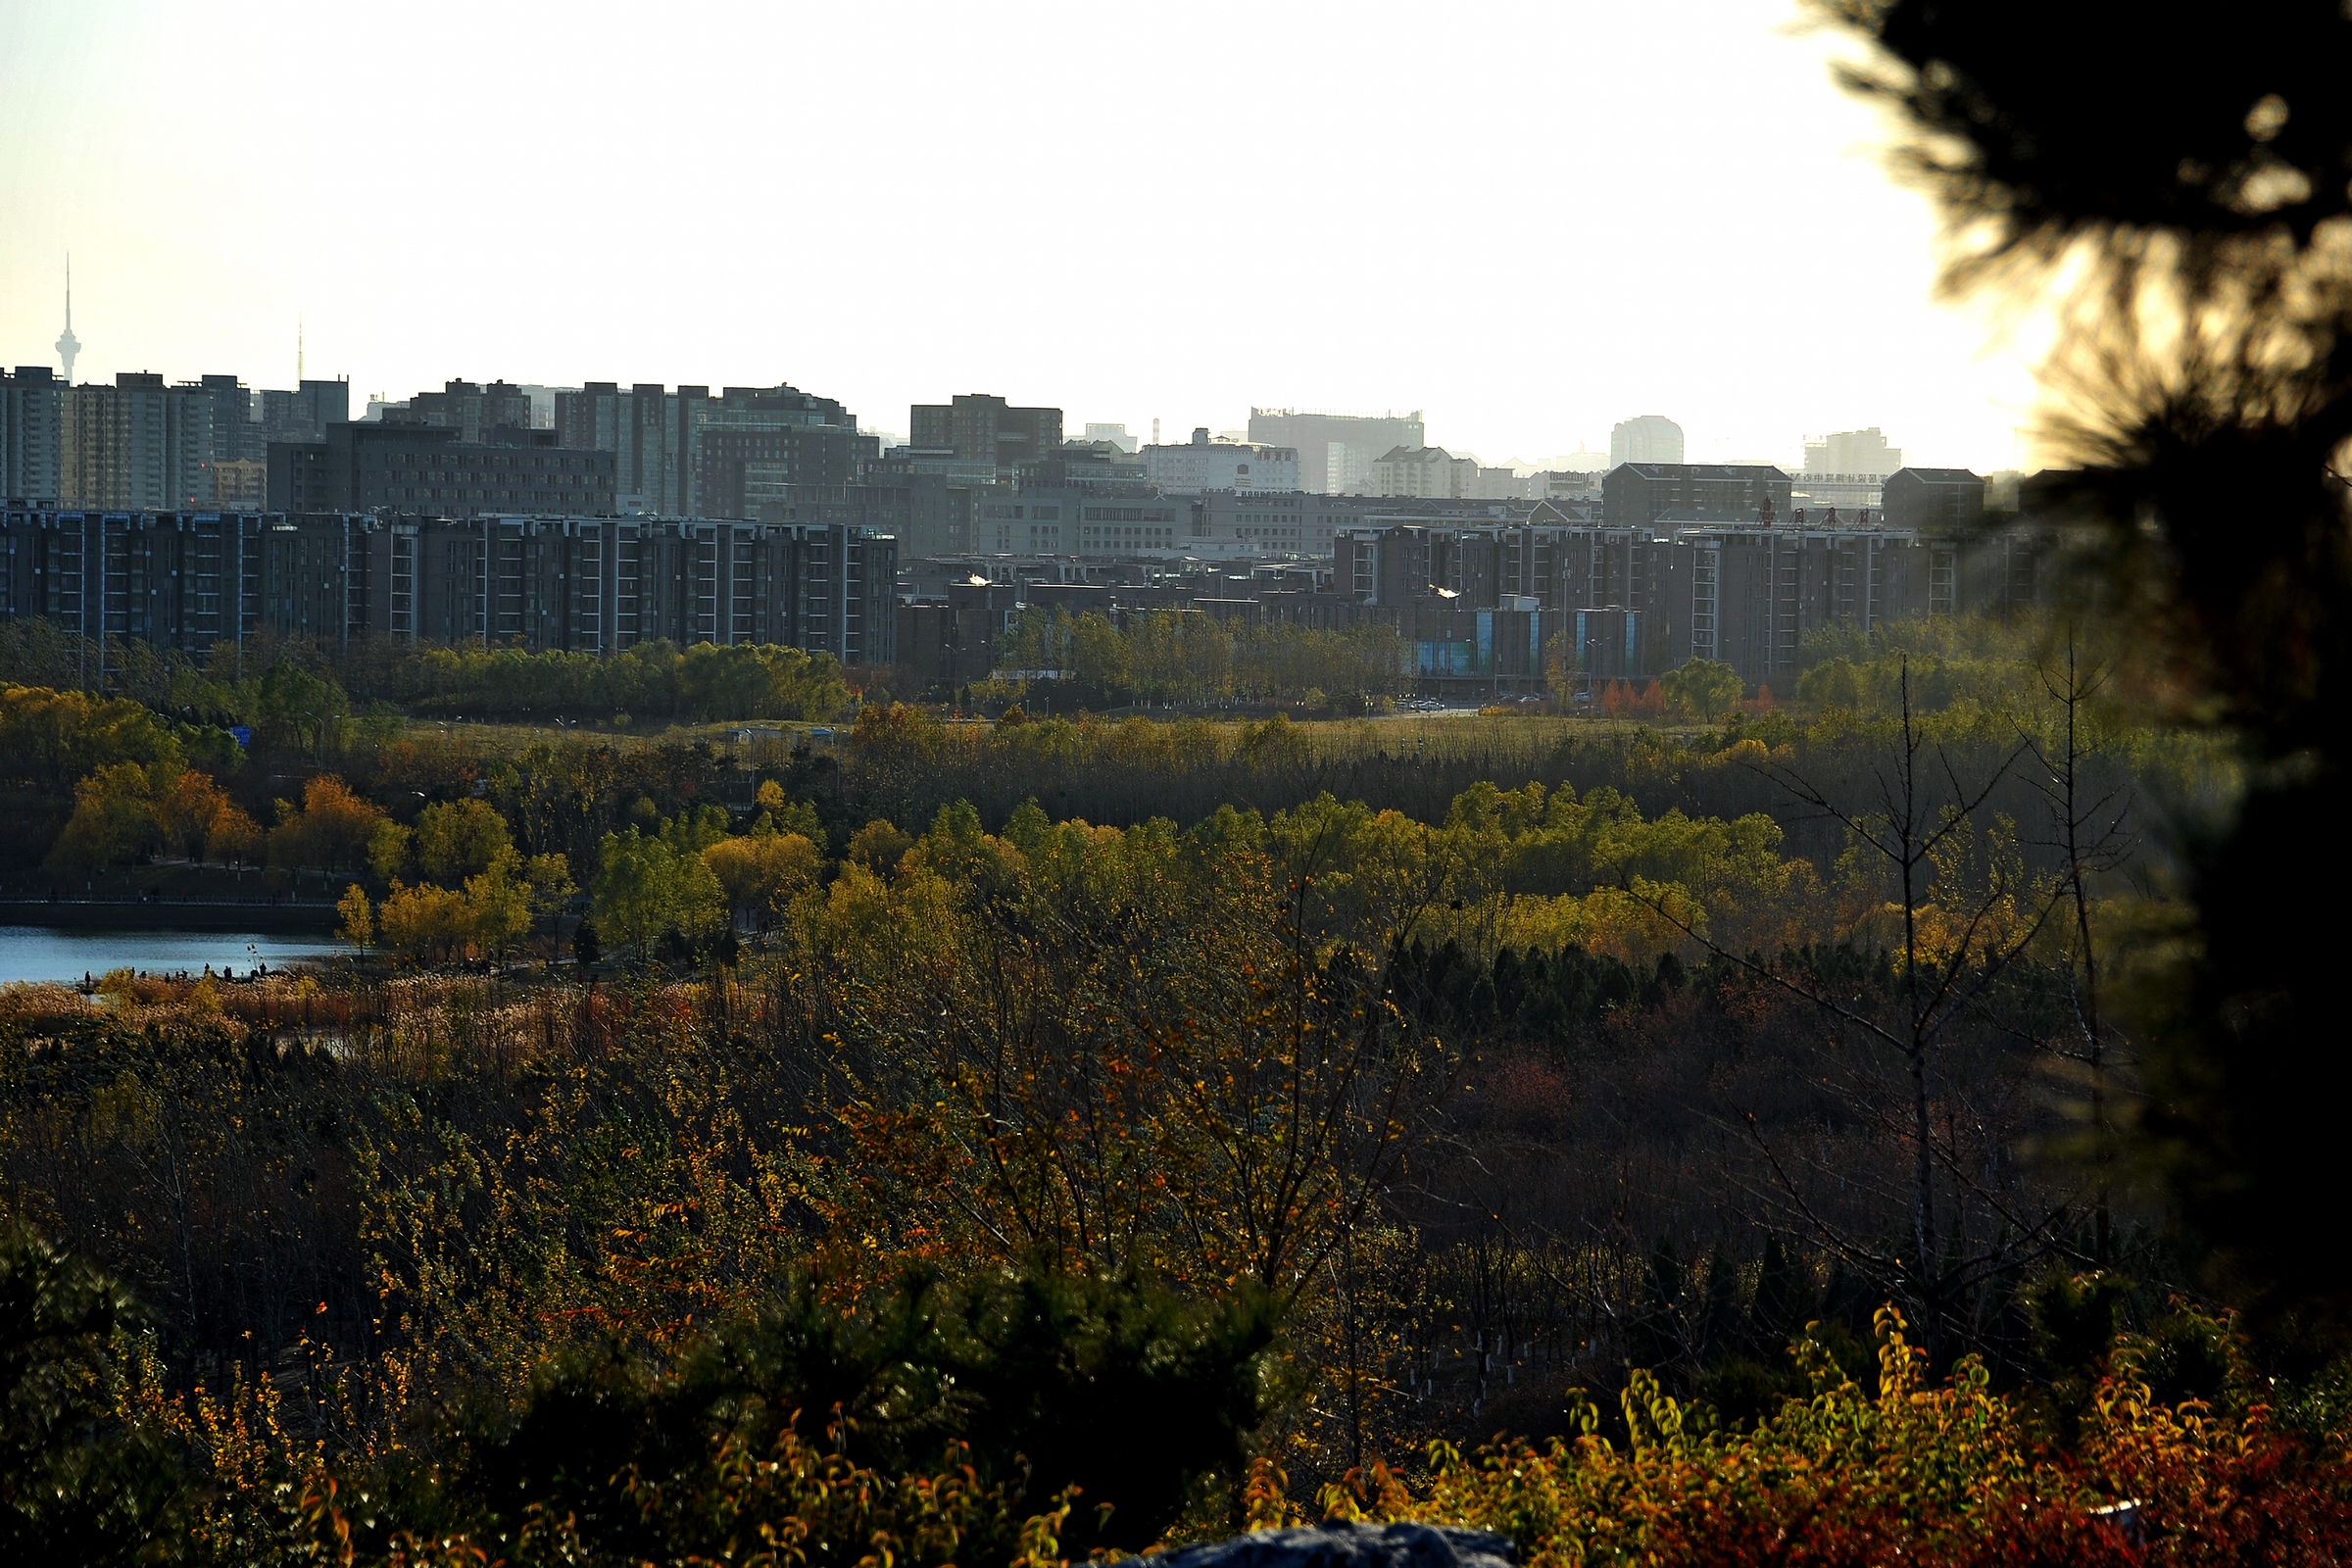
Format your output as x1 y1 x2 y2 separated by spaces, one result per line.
3 321 1981 483
0 1 2039 476
3 290 2007 480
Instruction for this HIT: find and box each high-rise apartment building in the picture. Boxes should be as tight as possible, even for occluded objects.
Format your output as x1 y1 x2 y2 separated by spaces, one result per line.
366 515 893 661
386 379 534 443
909 394 1063 478
1795 427 1903 516
1804 427 1901 476
2 368 65 503
292 379 350 438
553 381 872 519
1609 415 1686 466
1319 470 2026 687
136 375 351 471
555 382 714 515
187 374 254 466
59 373 219 511
0 509 898 666
255 381 350 454
213 460 268 510
1673 523 1937 682
0 510 268 660
1248 408 1425 495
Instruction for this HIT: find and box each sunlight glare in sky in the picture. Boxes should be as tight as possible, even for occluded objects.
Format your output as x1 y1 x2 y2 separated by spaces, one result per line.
0 0 2042 472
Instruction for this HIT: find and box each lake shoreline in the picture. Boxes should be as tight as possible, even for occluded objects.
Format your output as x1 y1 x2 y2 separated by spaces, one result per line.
0 925 342 987
0 899 340 933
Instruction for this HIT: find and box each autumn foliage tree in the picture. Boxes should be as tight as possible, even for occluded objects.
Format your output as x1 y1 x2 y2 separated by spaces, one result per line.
265 774 384 873
702 831 819 927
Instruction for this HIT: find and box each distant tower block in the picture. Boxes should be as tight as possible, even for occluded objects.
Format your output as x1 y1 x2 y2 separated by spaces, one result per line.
1609 415 1684 466
55 258 80 384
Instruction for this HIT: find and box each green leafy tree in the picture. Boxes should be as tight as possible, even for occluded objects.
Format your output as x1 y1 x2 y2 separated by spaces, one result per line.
43 762 163 880
0 685 182 791
659 804 732 859
1068 612 1135 704
415 799 514 885
463 858 534 959
847 818 915 877
1544 628 1580 710
1658 660 1743 722
249 658 350 758
337 883 373 947
592 827 726 960
367 819 413 881
703 833 818 925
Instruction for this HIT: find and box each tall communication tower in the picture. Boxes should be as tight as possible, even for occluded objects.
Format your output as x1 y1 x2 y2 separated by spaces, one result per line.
55 257 80 383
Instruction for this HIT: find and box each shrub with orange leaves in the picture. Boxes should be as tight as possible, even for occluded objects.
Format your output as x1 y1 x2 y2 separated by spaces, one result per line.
1307 1308 2352 1568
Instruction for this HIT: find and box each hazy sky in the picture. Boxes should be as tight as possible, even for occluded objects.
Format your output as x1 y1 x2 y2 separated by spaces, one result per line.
0 0 2043 472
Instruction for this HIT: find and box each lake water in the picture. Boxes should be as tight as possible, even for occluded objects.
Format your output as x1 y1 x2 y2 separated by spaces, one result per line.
0 926 340 986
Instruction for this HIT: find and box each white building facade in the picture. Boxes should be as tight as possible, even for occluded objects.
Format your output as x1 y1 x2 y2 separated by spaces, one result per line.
1794 427 1903 517
1372 445 1479 499
1141 429 1298 493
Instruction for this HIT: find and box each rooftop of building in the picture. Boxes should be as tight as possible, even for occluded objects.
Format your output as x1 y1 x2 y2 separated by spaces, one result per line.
1611 462 1793 480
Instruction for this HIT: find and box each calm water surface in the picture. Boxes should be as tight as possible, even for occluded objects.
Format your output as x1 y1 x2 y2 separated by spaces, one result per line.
0 927 339 986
